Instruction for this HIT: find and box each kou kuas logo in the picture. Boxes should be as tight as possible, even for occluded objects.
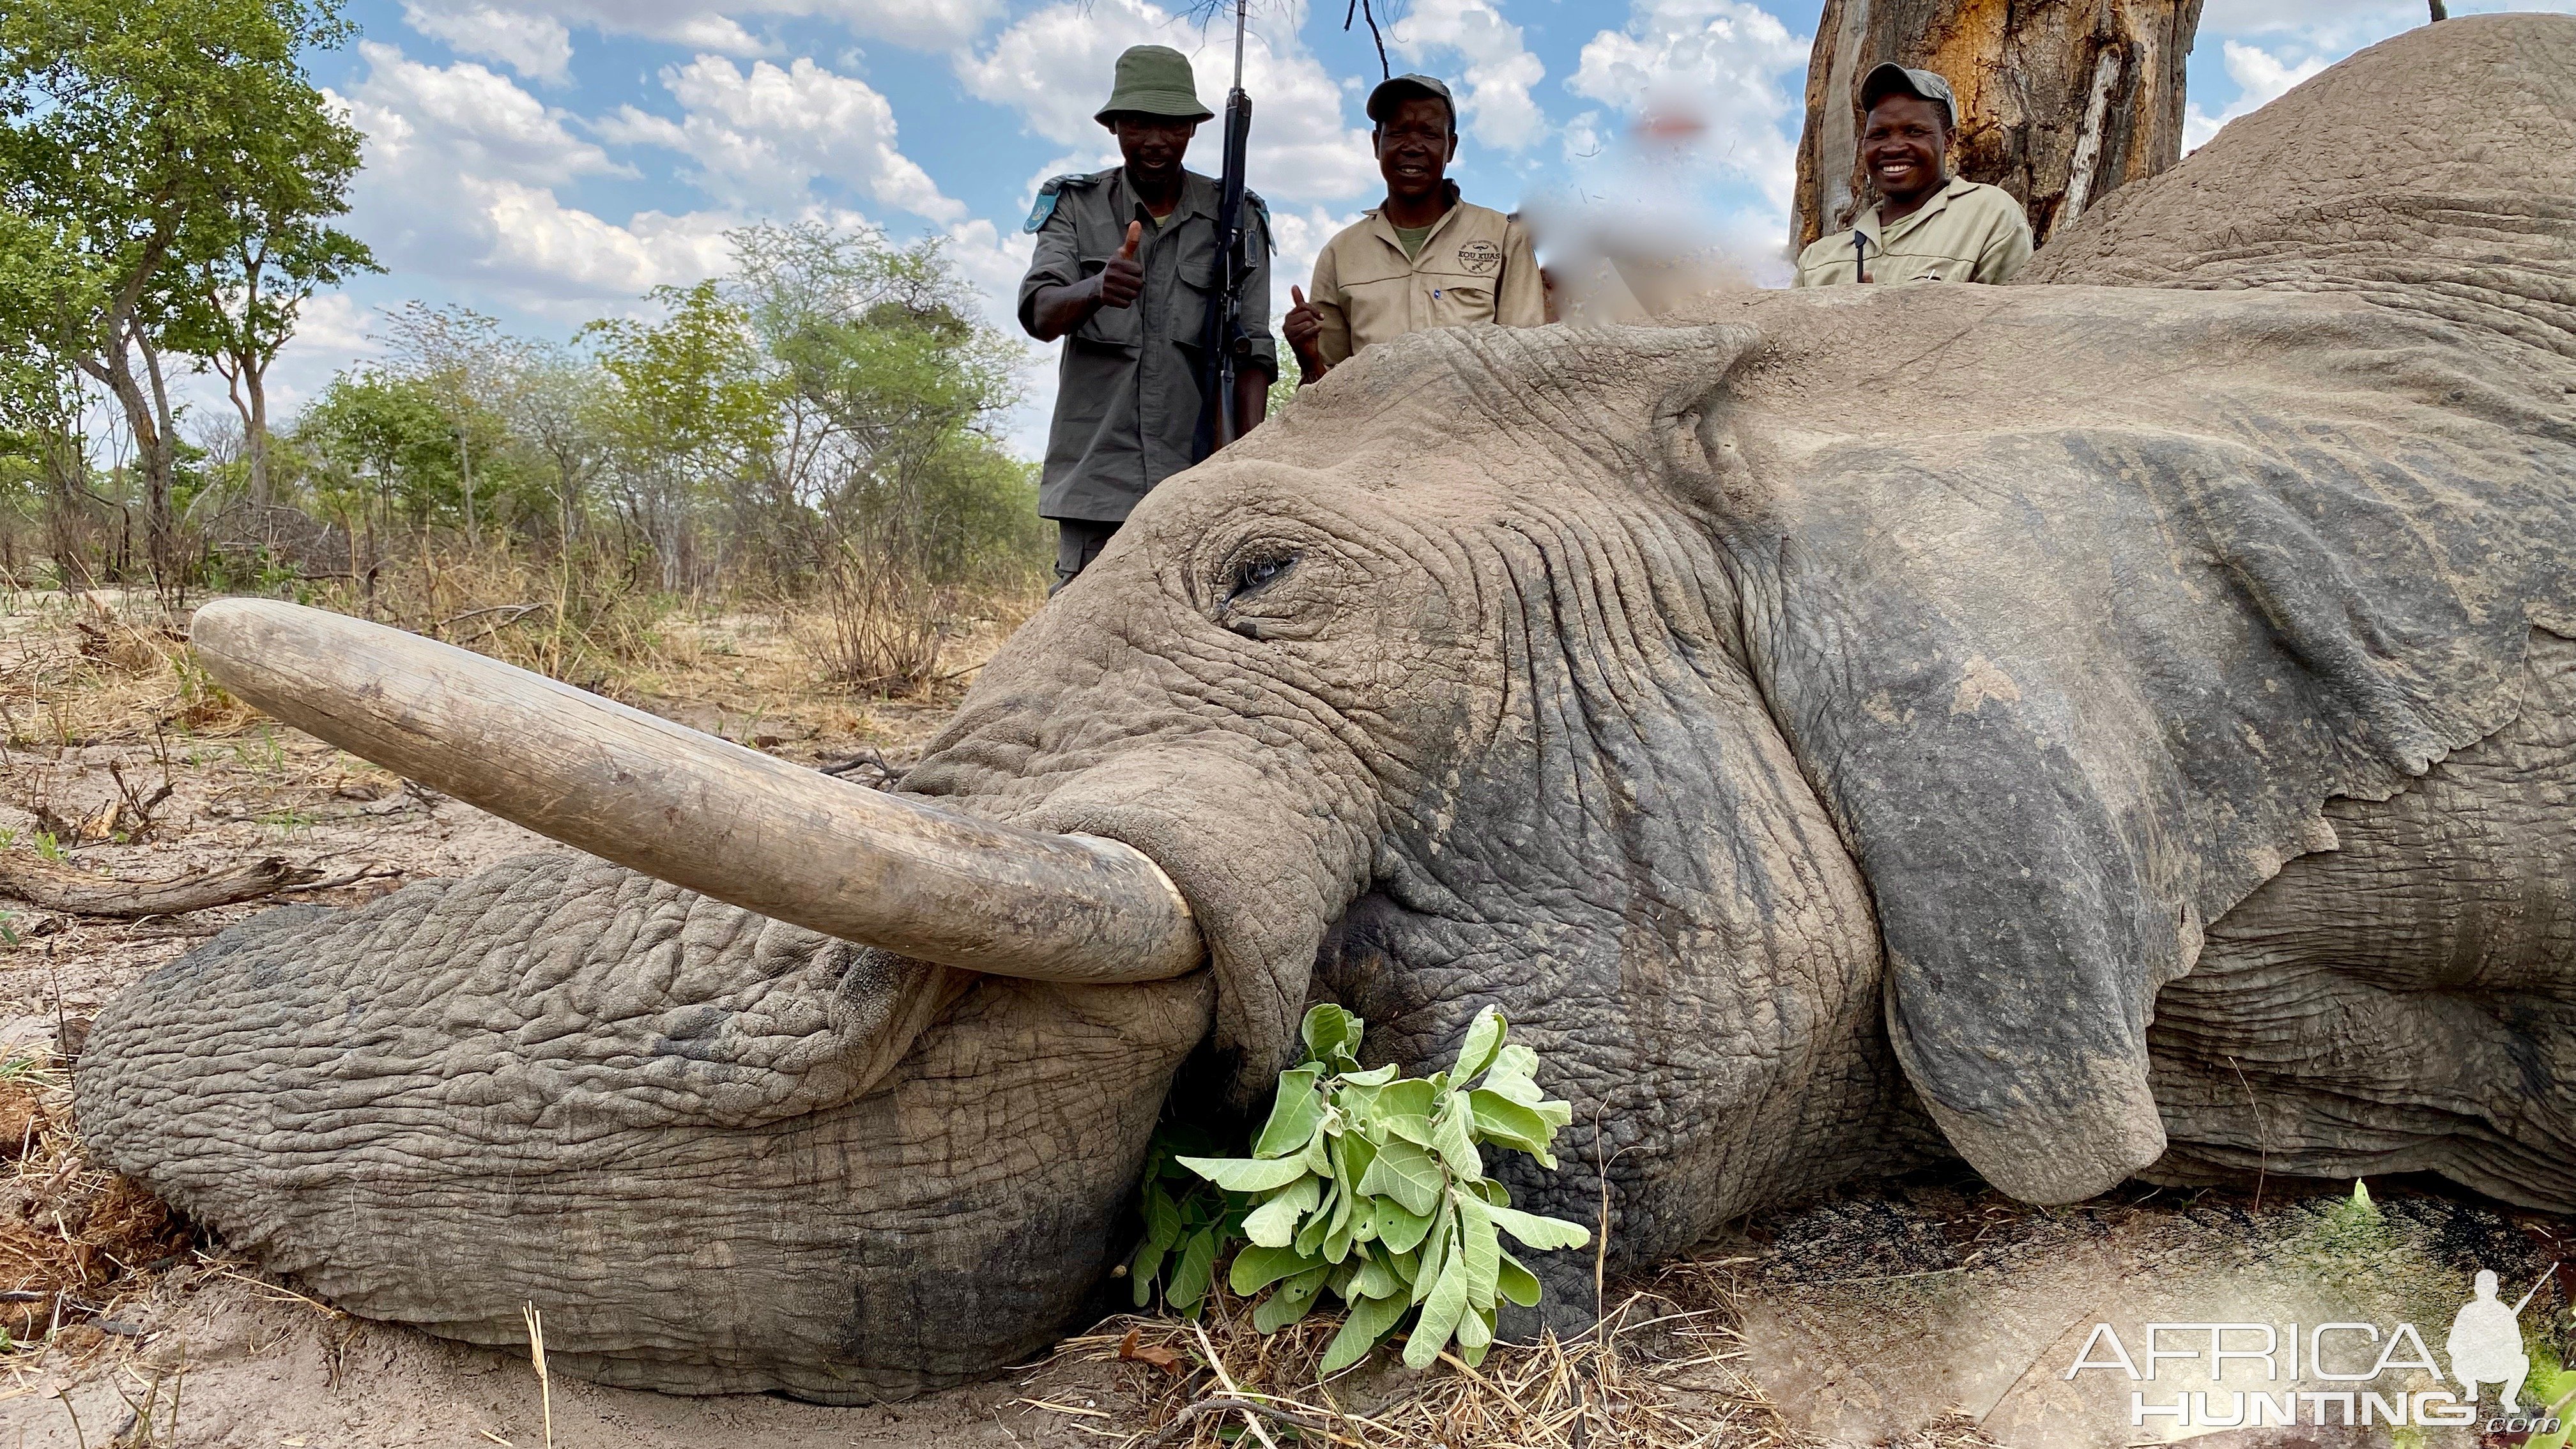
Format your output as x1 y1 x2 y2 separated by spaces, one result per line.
2062 1263 2566 1433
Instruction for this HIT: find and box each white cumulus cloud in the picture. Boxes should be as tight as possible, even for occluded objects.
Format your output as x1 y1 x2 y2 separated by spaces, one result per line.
333 45 733 316
599 56 963 222
399 3 576 84
958 0 1377 206
1390 0 1547 152
2182 40 2329 150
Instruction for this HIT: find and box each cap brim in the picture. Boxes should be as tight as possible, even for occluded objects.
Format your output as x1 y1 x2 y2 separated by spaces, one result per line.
1366 79 1450 122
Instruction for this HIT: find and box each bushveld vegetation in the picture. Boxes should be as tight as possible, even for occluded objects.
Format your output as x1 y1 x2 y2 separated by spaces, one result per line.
0 0 1046 696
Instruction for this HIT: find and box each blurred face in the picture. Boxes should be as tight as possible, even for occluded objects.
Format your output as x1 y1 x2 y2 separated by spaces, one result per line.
1108 115 1199 185
1373 95 1457 203
1860 94 1951 206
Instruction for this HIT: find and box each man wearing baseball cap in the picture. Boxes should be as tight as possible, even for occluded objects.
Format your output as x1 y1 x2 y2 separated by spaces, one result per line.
1282 73 1542 381
1793 63 2033 287
1018 45 1279 588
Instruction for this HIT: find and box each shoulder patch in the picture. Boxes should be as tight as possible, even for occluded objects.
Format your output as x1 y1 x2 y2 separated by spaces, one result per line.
1245 190 1274 255
1023 173 1098 234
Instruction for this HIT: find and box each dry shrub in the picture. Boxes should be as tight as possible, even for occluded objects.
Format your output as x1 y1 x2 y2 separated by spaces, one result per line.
811 549 949 695
307 539 684 694
1024 1275 1777 1448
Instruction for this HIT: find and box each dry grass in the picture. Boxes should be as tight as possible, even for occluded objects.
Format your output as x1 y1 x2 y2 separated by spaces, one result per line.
0 1052 195 1358
304 543 692 696
1019 1266 1791 1449
0 591 258 750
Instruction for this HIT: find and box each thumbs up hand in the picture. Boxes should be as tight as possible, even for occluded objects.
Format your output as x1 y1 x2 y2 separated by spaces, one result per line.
1097 220 1146 309
1282 284 1326 376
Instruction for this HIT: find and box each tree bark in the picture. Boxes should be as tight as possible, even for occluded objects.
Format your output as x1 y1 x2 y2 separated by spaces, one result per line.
1793 0 2205 251
0 855 318 919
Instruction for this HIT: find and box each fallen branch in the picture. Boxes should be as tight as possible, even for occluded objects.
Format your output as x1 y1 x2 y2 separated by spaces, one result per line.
0 856 320 919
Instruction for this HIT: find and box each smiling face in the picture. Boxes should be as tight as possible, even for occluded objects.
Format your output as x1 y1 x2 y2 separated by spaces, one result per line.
1106 114 1199 189
1374 95 1458 206
1860 93 1951 210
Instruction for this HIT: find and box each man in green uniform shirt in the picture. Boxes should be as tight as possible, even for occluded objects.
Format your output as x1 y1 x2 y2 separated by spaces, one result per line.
1018 45 1278 588
1793 63 2033 288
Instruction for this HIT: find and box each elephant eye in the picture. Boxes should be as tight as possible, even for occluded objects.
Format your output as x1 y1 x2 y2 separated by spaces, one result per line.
1227 550 1296 601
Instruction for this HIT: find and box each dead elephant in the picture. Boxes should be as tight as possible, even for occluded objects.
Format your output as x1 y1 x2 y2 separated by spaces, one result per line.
74 13 2576 1403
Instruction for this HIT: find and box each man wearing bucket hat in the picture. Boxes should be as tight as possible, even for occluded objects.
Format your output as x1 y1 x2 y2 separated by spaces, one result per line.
1281 73 1542 381
1793 63 2033 287
1018 44 1278 588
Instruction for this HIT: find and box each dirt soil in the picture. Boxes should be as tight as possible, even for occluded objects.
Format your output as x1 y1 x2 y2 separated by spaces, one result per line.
0 592 2567 1448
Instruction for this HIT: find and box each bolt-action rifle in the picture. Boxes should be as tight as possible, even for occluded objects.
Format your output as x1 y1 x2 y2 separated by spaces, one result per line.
1193 0 1256 461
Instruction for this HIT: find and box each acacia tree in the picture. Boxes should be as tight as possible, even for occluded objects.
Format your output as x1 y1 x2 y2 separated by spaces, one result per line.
1792 0 2205 250
0 0 364 579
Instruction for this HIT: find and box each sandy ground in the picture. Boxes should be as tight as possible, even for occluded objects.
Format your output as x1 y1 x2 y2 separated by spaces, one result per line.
0 591 2568 1448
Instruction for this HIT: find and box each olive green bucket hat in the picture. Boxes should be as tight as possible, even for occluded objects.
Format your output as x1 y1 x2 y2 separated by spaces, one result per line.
1095 44 1213 124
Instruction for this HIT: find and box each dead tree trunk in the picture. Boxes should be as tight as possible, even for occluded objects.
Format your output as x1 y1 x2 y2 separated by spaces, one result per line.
1793 0 2205 251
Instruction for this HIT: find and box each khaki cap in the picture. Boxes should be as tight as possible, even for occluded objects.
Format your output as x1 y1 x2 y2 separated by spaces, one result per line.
1096 45 1213 124
1367 72 1456 127
1860 61 1958 128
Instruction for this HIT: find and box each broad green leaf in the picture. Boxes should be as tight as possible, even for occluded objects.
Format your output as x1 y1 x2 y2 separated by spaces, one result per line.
1452 1006 1506 1084
1403 1252 1471 1368
1338 1132 1379 1197
1413 1204 1454 1305
1254 1069 1325 1158
1430 1096 1483 1179
1230 1242 1322 1295
1241 1174 1318 1248
1459 1335 1491 1368
1456 1193 1502 1311
1254 1264 1332 1332
1497 1251 1542 1308
1130 1241 1165 1307
1300 1128 1334 1175
1356 1137 1443 1217
1348 1252 1403 1301
1144 1179 1183 1243
1340 1062 1400 1087
1467 1089 1557 1166
1301 1004 1363 1068
1168 1227 1217 1315
1295 1179 1338 1259
1480 1044 1545 1104
1365 1079 1440 1145
1178 1155 1310 1193
1372 1198 1433 1255
1321 1289 1411 1374
1488 1204 1591 1252
1329 1257 1361 1301
1455 1301 1495 1352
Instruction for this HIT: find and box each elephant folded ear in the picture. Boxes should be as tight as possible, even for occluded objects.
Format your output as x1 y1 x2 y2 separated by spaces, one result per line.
1738 445 2266 1204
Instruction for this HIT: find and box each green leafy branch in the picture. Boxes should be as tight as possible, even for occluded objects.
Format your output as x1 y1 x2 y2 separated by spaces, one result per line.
1154 1002 1588 1374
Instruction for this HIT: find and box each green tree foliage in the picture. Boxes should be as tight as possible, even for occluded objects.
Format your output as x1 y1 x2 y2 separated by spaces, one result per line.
583 281 778 590
296 371 461 533
0 0 366 578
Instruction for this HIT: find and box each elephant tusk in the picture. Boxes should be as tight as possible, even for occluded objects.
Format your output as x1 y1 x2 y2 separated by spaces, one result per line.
187 599 1205 984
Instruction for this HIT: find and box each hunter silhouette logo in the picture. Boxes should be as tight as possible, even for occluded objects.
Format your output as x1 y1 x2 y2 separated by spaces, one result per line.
2446 1266 2545 1412
2064 1260 2566 1430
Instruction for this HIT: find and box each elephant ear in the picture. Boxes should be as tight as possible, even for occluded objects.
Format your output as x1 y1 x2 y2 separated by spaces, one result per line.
1682 286 2576 1204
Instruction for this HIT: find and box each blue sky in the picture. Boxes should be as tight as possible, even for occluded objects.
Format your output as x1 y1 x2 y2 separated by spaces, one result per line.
240 0 2576 454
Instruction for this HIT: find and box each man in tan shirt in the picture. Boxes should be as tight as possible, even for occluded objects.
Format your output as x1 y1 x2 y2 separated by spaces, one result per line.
1282 74 1543 380
1793 64 2032 288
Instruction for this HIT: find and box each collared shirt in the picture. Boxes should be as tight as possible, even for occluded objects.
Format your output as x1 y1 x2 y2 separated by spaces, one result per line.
1792 178 2034 288
1305 194 1544 368
1018 167 1278 523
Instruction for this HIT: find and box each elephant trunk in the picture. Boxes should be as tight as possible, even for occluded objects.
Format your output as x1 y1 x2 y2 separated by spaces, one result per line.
187 599 1205 985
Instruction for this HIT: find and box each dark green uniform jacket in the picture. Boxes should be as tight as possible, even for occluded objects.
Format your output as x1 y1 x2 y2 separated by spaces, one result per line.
1018 167 1277 523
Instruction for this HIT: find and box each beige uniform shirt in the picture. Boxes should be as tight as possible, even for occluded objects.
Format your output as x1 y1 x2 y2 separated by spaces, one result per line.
1306 197 1544 367
1793 178 2034 288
